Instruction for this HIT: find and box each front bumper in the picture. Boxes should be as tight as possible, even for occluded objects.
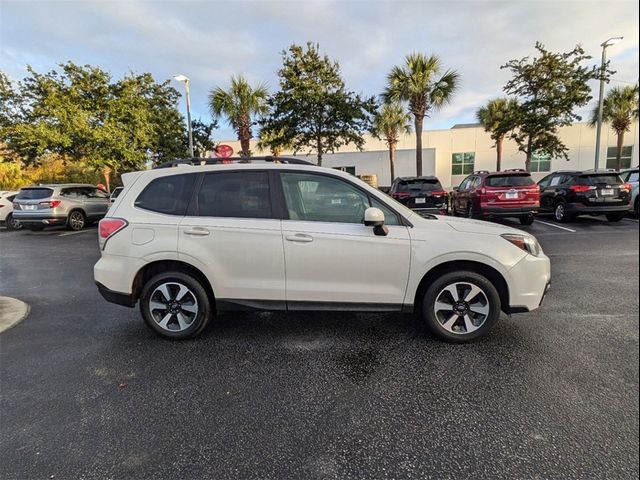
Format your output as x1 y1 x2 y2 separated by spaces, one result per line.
505 251 551 313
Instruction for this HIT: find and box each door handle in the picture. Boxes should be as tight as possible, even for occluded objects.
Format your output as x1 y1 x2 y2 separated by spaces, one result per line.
184 227 210 236
285 233 313 243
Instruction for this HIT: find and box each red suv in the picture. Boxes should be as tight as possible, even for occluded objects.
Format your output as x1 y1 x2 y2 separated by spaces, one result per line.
450 170 540 225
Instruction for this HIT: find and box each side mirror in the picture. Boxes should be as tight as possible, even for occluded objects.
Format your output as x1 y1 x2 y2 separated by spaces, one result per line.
364 207 388 236
452 187 459 192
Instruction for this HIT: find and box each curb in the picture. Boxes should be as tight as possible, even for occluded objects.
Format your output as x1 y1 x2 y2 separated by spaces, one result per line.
0 296 30 333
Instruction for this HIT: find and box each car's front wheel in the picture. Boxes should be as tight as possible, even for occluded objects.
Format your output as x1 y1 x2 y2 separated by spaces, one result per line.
5 213 22 231
140 271 212 339
421 271 501 343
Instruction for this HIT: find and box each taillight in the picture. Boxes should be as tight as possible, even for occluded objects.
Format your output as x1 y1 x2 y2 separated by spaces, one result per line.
39 200 61 208
431 190 447 196
621 183 632 192
99 218 128 249
392 192 411 199
570 185 595 193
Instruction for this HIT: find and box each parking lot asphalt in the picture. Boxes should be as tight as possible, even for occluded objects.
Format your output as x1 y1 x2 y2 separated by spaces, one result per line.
1 216 638 480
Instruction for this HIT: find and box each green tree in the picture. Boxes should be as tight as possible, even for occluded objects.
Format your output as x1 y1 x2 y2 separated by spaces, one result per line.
261 42 376 166
476 98 519 171
190 119 218 157
502 42 603 171
209 75 268 158
0 63 188 187
589 84 639 170
370 102 412 181
256 127 293 159
383 53 459 176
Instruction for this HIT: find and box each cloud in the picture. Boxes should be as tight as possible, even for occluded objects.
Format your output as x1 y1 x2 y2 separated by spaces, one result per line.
1 0 638 137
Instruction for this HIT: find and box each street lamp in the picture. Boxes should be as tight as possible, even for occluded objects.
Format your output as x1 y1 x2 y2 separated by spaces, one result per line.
594 36 623 171
173 74 194 157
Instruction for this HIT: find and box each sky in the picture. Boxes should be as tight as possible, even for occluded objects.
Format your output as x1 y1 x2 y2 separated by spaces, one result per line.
1 0 638 140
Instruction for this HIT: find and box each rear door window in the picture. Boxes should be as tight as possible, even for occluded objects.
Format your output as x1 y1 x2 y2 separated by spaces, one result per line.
135 174 197 215
485 175 534 187
16 188 53 200
197 171 272 219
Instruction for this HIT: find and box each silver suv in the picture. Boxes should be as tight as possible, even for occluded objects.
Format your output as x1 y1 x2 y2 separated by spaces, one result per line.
13 184 110 231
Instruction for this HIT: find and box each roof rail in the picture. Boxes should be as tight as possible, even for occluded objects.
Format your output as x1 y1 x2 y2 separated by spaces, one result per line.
154 156 314 169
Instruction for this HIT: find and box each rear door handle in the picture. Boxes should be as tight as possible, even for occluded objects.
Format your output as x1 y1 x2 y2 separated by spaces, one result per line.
285 233 313 243
184 227 210 236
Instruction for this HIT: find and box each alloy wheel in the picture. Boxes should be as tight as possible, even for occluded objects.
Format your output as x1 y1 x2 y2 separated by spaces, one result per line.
69 211 85 230
433 282 490 334
149 282 199 332
554 204 565 221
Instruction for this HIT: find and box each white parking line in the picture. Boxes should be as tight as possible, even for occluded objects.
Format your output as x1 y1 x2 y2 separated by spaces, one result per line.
535 220 576 233
58 230 88 237
624 218 639 223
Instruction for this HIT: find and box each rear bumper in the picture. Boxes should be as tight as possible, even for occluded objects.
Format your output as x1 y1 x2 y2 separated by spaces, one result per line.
95 282 136 307
480 205 538 217
566 203 631 214
12 214 67 226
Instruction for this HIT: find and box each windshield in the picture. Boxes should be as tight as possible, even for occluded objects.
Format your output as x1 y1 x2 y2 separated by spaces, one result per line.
16 188 54 200
485 175 534 187
397 179 443 192
578 174 623 185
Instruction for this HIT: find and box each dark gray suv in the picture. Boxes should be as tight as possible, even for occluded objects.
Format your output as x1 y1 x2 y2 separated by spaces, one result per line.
13 184 110 231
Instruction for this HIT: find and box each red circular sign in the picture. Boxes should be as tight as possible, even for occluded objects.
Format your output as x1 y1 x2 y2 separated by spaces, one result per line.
215 144 234 158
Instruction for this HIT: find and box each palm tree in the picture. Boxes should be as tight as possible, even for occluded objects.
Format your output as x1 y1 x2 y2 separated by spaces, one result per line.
590 84 639 170
383 53 459 176
476 98 519 171
209 75 269 157
371 103 412 182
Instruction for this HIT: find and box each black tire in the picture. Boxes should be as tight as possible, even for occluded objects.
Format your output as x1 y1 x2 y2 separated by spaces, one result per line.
467 204 479 220
553 201 572 223
5 213 22 231
421 270 501 343
605 212 626 222
519 215 534 226
67 210 86 231
140 271 212 340
27 225 45 232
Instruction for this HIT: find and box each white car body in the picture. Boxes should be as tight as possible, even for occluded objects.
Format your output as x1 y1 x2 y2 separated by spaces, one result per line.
94 162 551 341
0 191 19 226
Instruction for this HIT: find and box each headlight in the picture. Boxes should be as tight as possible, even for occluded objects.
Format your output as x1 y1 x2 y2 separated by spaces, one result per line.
501 233 542 257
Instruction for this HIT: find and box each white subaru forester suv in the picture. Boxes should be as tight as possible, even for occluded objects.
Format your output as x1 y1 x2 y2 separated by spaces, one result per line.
94 158 551 343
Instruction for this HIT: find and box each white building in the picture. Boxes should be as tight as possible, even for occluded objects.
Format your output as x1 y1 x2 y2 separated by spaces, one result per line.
219 121 639 188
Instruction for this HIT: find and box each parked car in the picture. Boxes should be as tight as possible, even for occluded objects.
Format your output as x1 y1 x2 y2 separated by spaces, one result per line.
0 191 22 230
537 171 631 222
94 157 551 344
450 170 540 225
389 176 448 215
109 186 124 205
619 167 639 217
12 184 110 231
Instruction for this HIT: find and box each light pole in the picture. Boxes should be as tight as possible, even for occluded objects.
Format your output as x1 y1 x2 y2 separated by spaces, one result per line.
594 36 623 171
174 74 194 157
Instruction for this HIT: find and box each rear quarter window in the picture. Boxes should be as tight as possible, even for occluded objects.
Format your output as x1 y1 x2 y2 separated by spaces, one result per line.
16 188 54 200
485 175 534 187
135 174 196 215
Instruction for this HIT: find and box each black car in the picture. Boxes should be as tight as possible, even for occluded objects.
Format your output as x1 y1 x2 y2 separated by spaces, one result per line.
389 176 448 214
538 170 631 222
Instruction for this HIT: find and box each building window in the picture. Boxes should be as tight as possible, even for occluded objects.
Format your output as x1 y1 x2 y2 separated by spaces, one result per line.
530 152 552 172
452 152 475 175
606 146 633 169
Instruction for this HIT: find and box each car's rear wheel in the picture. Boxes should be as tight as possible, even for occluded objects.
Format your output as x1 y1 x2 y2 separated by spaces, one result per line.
67 210 86 231
6 213 22 231
554 201 572 223
605 212 626 222
140 271 211 339
421 271 501 343
519 215 534 226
